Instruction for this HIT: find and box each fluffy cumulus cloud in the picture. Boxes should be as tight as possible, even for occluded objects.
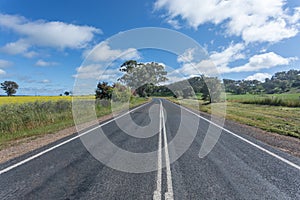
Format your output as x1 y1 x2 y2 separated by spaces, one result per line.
225 52 296 73
74 43 143 93
83 41 140 62
245 73 272 82
176 45 295 76
74 64 122 80
0 13 101 56
177 48 195 63
154 0 300 43
76 42 140 81
210 43 245 68
175 48 218 77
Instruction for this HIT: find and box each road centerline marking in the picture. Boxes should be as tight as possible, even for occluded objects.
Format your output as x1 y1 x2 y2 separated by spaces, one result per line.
153 100 174 200
161 101 174 200
153 101 163 200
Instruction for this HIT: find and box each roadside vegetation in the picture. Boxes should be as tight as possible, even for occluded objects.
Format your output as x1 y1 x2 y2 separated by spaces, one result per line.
167 92 300 139
0 96 148 150
227 93 300 107
0 60 167 149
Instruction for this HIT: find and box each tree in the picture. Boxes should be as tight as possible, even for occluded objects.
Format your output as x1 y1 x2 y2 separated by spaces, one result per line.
64 91 70 96
95 82 113 99
111 83 131 102
202 77 223 103
182 86 194 99
118 61 168 97
0 81 19 96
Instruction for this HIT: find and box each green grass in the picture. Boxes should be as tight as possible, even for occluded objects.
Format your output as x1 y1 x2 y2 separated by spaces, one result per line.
226 93 300 107
0 96 149 149
166 96 300 139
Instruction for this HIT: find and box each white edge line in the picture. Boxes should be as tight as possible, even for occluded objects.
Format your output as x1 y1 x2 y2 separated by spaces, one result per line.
0 102 151 175
168 100 300 171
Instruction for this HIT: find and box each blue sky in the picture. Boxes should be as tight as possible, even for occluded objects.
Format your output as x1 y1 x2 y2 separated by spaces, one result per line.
0 0 300 95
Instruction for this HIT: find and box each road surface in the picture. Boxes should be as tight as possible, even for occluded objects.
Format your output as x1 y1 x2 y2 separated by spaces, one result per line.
0 98 300 199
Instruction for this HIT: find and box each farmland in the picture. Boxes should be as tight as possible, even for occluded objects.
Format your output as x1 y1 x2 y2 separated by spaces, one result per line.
0 96 149 149
0 95 73 105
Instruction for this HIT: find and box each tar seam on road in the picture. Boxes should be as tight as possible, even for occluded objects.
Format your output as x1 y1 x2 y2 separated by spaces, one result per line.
0 102 151 175
174 101 300 171
153 101 174 200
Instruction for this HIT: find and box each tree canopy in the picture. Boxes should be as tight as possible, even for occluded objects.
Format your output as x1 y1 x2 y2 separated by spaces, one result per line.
0 81 19 96
223 69 300 94
118 60 168 97
95 82 113 100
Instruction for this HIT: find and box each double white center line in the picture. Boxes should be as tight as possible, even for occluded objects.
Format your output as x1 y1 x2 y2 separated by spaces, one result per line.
153 100 174 200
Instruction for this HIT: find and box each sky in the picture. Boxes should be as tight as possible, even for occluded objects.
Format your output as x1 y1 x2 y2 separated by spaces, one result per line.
0 0 300 95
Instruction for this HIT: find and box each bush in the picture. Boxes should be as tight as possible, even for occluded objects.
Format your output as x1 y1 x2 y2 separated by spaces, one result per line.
0 100 72 134
242 97 300 107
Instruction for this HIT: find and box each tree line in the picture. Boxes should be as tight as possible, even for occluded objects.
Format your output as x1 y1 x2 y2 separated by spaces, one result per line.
223 69 300 95
96 60 299 104
96 60 223 103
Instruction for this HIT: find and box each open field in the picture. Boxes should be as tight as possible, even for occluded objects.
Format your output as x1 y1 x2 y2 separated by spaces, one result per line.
226 93 300 102
0 96 149 149
226 93 300 107
0 96 73 105
167 96 300 139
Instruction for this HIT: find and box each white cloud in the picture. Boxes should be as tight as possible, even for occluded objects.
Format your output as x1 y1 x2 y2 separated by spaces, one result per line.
0 39 39 58
175 49 218 77
226 52 296 73
35 59 58 67
0 59 13 68
241 18 298 43
42 79 50 83
177 46 294 75
0 39 30 55
0 13 101 53
23 51 38 58
176 45 244 76
245 73 272 82
210 43 245 68
74 63 122 81
166 19 181 29
0 69 6 75
177 48 195 63
83 41 140 62
154 0 300 43
0 59 12 76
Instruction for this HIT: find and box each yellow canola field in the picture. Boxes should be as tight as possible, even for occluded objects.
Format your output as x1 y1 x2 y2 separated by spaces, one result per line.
0 96 72 105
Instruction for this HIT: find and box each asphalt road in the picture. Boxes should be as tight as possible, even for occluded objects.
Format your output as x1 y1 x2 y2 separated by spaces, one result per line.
0 98 300 199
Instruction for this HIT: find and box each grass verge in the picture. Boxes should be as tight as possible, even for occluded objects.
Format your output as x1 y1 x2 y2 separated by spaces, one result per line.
166 97 300 139
0 97 149 150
